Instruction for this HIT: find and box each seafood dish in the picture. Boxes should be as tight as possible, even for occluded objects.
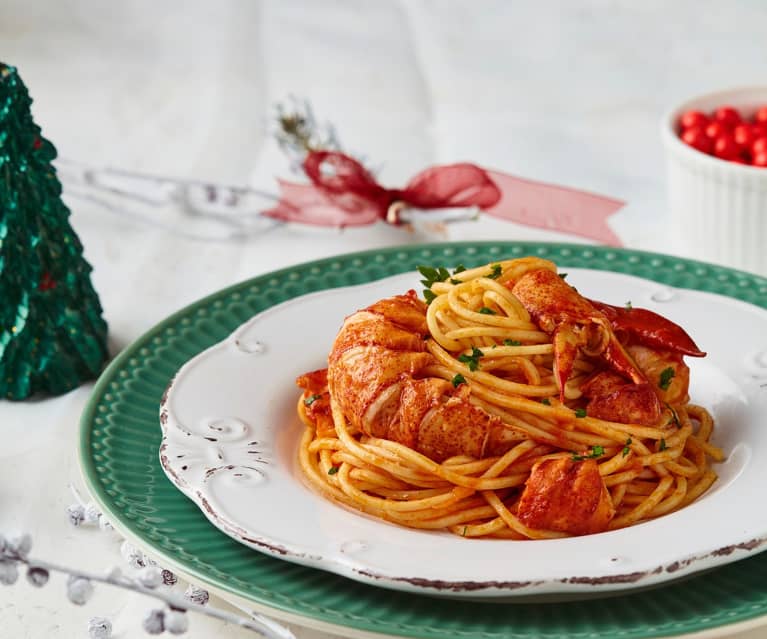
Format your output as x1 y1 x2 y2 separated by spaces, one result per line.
296 257 723 539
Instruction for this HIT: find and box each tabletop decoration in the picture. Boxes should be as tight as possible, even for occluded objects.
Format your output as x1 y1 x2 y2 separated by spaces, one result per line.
267 98 626 243
0 531 295 638
65 484 296 636
0 62 109 400
55 98 626 245
663 87 767 276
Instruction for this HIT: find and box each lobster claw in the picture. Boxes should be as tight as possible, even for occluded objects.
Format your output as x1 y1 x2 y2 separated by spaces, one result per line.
588 300 706 357
511 269 651 402
551 323 582 401
552 320 646 403
601 333 647 385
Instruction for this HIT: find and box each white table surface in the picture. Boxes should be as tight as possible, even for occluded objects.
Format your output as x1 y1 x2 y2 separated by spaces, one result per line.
2 1 767 637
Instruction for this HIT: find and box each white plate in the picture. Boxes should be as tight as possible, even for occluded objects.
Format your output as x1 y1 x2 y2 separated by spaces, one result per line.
159 268 767 598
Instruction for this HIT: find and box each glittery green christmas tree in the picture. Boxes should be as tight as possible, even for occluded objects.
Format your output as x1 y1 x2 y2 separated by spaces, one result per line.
0 63 108 400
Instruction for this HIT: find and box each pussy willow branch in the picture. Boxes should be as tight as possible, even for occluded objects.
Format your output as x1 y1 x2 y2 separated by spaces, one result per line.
7 550 294 639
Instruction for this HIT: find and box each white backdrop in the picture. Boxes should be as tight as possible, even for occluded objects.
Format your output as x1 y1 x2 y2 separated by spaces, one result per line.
2 1 766 637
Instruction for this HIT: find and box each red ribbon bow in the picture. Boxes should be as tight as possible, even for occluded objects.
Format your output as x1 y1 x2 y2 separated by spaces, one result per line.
265 151 501 226
264 150 624 245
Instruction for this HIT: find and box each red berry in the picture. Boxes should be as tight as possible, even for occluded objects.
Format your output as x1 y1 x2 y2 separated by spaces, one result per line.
713 135 741 160
679 110 709 130
752 137 767 156
681 126 713 154
754 106 767 125
752 151 767 167
705 121 728 139
713 106 742 129
733 124 754 147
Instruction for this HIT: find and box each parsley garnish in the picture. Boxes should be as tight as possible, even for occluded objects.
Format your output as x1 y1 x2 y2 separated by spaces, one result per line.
488 264 502 279
622 437 632 457
659 367 675 390
417 265 451 288
452 373 466 387
418 264 470 301
327 467 339 475
478 307 496 315
504 339 522 346
625 301 633 310
541 398 551 406
574 408 587 418
458 347 484 371
659 439 667 451
449 264 467 284
558 273 568 280
304 394 322 406
572 446 605 461
417 265 450 304
462 526 468 537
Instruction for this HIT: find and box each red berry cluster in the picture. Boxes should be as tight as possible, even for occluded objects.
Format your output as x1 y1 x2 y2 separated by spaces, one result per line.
678 105 767 167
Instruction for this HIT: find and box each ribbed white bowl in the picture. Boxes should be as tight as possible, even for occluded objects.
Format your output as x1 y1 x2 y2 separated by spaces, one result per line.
661 87 767 276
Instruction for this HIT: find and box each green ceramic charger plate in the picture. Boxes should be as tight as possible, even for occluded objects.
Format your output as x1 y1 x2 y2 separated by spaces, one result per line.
80 242 767 639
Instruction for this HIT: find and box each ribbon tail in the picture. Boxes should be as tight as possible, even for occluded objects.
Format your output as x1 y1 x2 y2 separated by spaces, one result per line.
262 180 382 227
483 171 625 246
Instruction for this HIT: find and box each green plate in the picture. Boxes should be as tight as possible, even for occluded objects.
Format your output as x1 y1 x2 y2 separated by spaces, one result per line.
80 242 767 639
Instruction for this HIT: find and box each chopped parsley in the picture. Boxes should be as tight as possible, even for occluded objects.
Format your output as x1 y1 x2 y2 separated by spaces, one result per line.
417 265 450 304
659 438 667 451
558 273 568 280
504 339 522 346
418 264 469 302
622 437 632 457
458 347 484 371
488 264 503 279
417 265 451 288
572 445 605 461
303 394 322 406
659 367 675 390
541 398 551 406
574 408 587 418
462 526 468 537
327 466 339 475
478 306 496 315
452 373 467 387
625 301 633 310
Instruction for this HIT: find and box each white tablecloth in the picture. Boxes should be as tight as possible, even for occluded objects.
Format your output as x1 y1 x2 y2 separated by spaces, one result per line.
2 1 766 637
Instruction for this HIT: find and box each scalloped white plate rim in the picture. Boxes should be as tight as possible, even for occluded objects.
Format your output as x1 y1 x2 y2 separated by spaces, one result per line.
159 268 767 598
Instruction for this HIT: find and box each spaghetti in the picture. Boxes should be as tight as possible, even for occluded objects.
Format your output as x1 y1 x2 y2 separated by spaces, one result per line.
296 257 723 539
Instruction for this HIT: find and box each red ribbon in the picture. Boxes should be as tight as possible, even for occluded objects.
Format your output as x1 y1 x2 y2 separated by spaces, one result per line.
263 150 624 246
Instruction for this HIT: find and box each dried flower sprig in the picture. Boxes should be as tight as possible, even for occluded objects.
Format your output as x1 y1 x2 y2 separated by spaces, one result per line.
274 95 342 169
0 532 294 639
273 96 380 177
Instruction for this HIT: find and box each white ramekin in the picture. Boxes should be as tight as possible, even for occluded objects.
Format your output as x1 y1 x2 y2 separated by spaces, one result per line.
661 87 767 276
